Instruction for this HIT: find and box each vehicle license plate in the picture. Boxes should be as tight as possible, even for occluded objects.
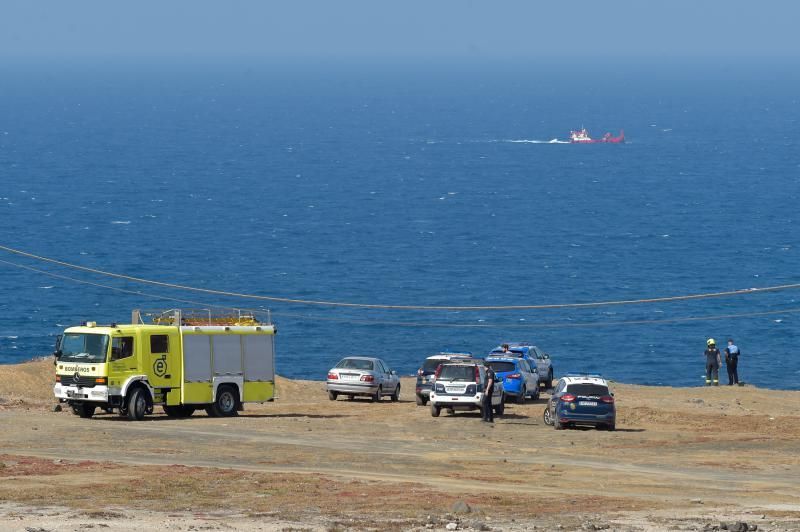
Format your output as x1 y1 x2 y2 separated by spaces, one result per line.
579 401 598 406
342 374 358 381
446 386 462 393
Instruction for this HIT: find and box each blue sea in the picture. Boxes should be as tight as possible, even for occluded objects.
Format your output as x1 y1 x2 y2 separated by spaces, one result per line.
1 60 799 388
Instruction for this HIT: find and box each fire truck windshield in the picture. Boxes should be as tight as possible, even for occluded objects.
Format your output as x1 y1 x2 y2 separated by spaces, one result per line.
59 333 109 363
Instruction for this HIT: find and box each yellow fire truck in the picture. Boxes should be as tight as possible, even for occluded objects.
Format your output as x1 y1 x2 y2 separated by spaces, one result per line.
53 309 276 420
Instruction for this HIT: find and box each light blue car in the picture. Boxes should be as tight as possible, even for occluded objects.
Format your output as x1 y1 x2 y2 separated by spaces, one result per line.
485 356 540 404
491 343 554 388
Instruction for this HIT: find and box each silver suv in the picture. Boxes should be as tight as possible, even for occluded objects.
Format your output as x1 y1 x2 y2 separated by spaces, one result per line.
429 361 505 418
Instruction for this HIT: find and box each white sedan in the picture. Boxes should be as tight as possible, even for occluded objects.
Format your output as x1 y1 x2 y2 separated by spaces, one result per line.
326 356 401 402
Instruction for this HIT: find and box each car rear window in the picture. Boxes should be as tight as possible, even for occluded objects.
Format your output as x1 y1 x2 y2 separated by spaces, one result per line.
438 365 475 381
487 361 516 372
336 359 374 371
423 359 445 372
490 349 523 358
566 383 609 396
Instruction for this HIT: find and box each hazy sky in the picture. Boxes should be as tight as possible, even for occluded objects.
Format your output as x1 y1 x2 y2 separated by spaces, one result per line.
1 0 798 62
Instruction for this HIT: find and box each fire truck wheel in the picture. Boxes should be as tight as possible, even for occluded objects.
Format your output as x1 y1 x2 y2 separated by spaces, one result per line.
77 403 96 418
126 387 149 421
208 385 239 417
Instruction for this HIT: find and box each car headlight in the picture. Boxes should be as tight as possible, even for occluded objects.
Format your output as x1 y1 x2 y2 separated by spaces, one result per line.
465 384 476 394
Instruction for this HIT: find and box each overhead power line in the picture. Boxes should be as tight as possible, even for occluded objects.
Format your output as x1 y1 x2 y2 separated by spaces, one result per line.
1 257 797 330
1 244 799 311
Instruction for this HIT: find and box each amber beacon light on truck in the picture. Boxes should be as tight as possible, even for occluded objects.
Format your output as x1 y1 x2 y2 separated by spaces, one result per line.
53 308 276 420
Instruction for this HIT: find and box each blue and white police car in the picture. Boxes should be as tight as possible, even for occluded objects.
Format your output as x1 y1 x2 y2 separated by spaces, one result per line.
543 374 616 431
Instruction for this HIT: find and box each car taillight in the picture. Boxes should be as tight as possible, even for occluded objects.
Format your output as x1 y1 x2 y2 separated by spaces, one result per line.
327 373 338 380
600 395 615 404
474 366 480 384
360 375 374 382
561 393 576 402
507 373 521 380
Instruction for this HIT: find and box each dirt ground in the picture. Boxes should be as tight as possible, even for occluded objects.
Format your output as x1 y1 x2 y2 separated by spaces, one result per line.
1 359 800 531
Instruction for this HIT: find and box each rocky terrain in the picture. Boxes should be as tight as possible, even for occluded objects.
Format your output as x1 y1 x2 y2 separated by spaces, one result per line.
1 359 799 531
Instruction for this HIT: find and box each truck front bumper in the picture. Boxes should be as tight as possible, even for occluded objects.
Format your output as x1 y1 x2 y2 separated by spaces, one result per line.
54 384 110 402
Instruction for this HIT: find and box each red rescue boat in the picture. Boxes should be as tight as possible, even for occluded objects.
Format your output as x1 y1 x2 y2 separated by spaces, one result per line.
570 128 625 144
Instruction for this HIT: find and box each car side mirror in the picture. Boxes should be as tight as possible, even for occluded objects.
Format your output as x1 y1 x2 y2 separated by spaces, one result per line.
390 370 397 375
544 354 550 359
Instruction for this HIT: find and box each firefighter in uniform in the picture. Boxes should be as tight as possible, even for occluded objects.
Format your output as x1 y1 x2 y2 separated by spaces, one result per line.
704 338 722 386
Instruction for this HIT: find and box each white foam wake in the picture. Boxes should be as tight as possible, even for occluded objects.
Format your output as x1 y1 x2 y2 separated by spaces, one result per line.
504 139 570 144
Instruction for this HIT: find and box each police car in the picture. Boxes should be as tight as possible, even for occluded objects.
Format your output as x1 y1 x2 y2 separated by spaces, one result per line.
542 374 616 431
429 360 504 418
414 352 473 406
490 343 554 388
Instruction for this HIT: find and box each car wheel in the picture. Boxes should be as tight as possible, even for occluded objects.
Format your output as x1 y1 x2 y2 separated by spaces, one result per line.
415 394 426 406
347 395 354 401
430 404 441 417
554 415 564 430
372 386 382 403
516 386 526 404
495 401 505 417
547 369 553 388
328 391 338 401
606 422 616 431
542 406 553 426
391 384 400 402
533 387 541 401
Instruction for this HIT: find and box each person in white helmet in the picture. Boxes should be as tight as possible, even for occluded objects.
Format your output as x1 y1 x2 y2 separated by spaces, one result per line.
704 339 722 386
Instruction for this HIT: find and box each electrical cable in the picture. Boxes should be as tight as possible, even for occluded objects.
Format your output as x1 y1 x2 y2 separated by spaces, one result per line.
1 257 796 329
1 244 799 311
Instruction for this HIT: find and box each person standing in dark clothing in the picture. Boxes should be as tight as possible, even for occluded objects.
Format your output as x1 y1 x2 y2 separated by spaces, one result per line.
725 339 740 385
704 338 722 386
482 361 496 422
